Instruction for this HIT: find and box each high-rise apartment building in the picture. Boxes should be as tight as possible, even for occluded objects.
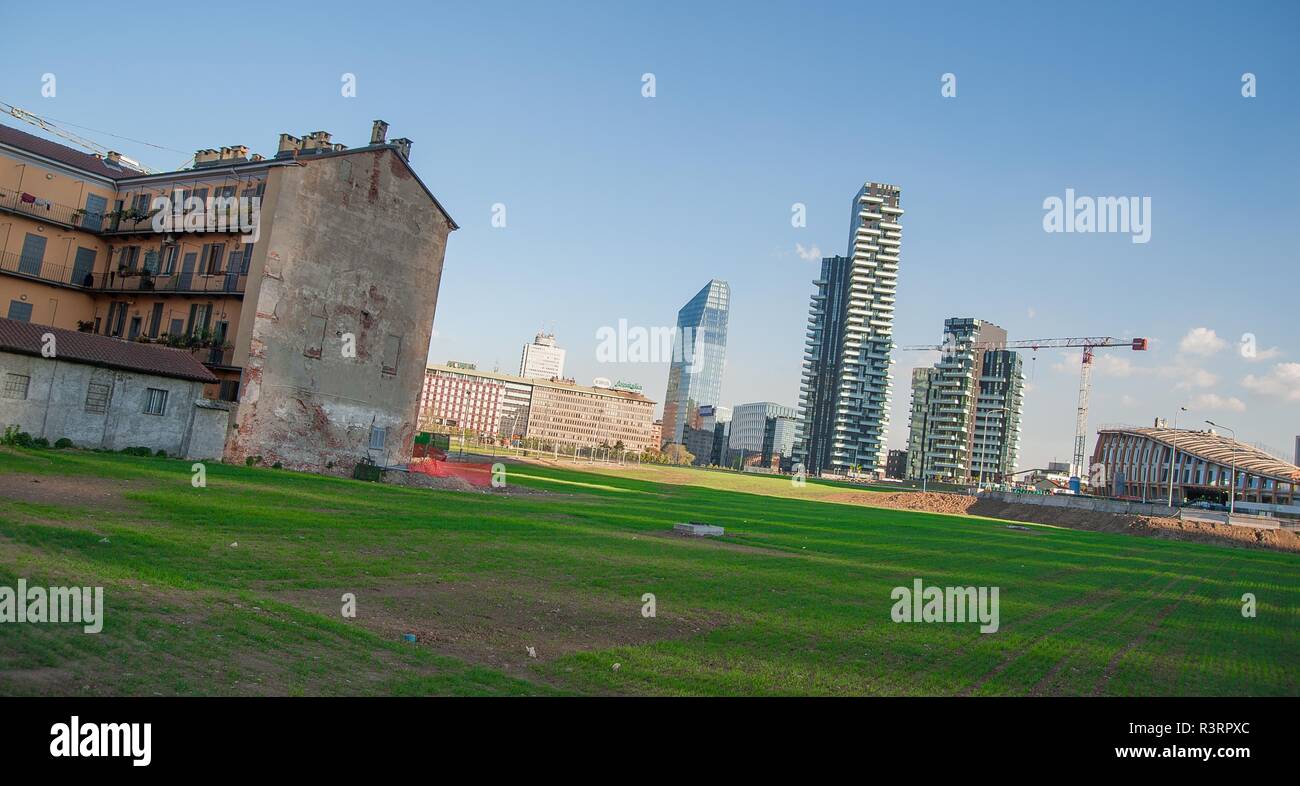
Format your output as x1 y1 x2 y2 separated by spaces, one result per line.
796 182 903 476
905 318 1024 484
661 279 729 444
519 331 565 379
0 119 455 473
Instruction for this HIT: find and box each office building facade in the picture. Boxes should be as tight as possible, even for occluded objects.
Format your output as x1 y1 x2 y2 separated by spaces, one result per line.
661 279 730 444
519 331 565 379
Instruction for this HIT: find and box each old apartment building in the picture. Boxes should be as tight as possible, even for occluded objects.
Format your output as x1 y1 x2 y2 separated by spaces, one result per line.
0 119 456 472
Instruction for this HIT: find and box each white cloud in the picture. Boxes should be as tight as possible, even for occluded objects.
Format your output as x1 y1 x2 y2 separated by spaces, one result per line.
1174 367 1218 390
1026 307 1036 319
1179 327 1227 356
1190 393 1246 412
795 243 822 261
1242 362 1300 401
1121 394 1138 407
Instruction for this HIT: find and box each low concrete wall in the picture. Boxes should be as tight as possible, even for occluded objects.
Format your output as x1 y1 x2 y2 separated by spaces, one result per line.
984 490 1177 518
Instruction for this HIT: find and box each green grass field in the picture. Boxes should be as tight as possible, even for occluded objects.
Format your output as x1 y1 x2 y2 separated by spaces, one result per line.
0 447 1295 696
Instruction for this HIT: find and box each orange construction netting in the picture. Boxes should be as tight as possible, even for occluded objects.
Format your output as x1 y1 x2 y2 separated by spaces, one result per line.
408 458 495 487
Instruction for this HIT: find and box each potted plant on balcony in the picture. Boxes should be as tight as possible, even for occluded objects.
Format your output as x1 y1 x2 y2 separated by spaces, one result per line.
76 320 95 333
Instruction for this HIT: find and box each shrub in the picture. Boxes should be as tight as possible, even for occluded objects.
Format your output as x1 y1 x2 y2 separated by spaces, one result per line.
54 438 73 449
1 426 34 448
245 455 262 467
121 446 152 457
155 449 168 458
272 462 283 469
32 437 50 448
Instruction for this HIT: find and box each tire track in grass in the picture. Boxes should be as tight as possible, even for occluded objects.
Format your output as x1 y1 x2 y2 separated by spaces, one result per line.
1030 574 1190 696
959 570 1172 696
1087 557 1231 696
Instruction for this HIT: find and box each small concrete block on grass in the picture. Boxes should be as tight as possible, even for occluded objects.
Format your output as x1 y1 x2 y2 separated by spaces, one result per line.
674 521 725 537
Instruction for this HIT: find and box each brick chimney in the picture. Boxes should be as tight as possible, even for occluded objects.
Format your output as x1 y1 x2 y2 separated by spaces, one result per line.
370 120 389 145
277 134 301 156
391 137 412 160
106 151 122 164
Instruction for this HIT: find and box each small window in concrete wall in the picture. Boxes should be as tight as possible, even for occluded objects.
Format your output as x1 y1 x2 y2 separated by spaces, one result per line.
7 300 33 322
85 382 111 414
143 388 168 416
304 315 327 359
369 425 386 451
381 334 401 376
3 374 31 400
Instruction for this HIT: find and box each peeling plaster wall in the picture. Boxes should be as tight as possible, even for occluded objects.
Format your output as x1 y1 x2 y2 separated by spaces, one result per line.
226 148 450 473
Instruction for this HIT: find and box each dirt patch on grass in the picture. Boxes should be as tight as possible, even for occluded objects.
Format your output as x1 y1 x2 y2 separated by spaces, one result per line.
0 473 138 511
276 576 727 678
383 470 553 496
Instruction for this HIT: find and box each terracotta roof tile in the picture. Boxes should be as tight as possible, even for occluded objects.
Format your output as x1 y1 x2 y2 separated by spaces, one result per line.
0 122 140 180
0 318 218 383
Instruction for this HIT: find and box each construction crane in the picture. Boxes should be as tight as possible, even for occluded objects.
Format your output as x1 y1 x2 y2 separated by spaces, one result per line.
1 101 155 173
896 335 1149 484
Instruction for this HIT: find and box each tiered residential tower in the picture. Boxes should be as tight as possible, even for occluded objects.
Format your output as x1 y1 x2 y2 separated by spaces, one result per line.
905 318 1024 484
796 182 902 476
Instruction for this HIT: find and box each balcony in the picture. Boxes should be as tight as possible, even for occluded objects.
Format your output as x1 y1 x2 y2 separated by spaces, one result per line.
189 345 239 370
100 269 247 296
0 249 90 289
0 188 250 237
0 188 105 231
0 249 247 296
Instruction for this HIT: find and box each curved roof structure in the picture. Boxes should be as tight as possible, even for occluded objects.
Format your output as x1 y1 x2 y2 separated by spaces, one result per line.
1099 426 1300 482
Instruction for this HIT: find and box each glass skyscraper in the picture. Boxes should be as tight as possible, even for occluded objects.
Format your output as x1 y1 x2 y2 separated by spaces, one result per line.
661 279 730 445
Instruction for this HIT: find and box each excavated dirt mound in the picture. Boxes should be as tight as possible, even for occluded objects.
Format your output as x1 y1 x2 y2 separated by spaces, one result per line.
847 490 1300 553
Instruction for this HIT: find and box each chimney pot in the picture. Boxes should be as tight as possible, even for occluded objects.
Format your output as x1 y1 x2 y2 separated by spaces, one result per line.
391 137 413 160
106 151 122 163
370 119 389 145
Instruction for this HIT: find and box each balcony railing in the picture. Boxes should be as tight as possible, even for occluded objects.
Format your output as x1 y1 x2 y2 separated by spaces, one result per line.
0 249 247 295
0 187 107 230
0 248 88 287
0 188 250 236
189 345 238 369
99 270 247 295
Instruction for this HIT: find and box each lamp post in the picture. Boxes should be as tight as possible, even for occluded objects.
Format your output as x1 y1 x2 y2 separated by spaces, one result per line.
1167 406 1187 508
1205 420 1237 516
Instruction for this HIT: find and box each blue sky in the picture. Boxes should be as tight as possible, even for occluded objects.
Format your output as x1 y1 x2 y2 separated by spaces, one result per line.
3 1 1296 468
